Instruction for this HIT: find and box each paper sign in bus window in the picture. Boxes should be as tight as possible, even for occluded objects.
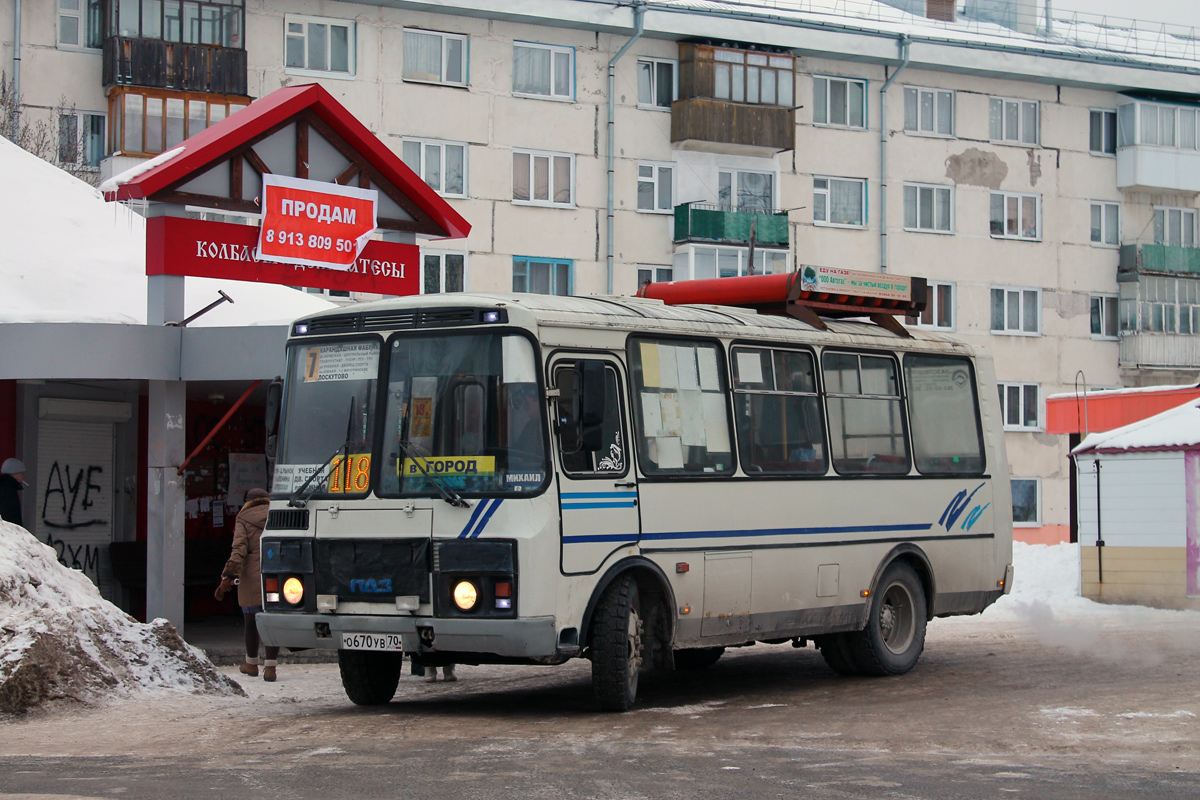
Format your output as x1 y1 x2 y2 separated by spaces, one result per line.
677 346 700 391
657 345 679 389
697 348 721 391
736 351 764 385
639 343 661 387
656 436 684 469
402 456 496 477
702 393 732 453
640 392 663 436
303 342 379 382
659 393 682 437
679 390 706 447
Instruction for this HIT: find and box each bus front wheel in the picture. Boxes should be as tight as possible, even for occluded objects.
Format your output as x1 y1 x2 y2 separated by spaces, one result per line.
590 574 643 712
850 561 927 676
338 650 403 705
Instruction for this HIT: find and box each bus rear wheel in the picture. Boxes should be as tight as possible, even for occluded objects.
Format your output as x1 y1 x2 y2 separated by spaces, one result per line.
338 650 403 705
849 561 927 676
590 574 643 712
673 647 725 670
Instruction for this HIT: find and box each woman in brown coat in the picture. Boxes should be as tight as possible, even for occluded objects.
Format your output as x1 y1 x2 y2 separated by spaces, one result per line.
217 488 278 681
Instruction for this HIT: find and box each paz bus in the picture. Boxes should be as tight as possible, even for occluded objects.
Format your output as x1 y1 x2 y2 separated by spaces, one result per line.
256 269 1013 711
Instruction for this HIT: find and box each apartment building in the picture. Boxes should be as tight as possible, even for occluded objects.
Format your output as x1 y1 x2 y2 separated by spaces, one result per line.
4 0 1200 545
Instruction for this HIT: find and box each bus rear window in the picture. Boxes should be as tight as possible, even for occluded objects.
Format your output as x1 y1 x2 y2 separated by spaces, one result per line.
904 354 985 475
629 338 734 475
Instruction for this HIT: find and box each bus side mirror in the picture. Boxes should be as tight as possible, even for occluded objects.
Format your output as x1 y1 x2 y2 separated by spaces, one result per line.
264 377 283 459
557 361 606 454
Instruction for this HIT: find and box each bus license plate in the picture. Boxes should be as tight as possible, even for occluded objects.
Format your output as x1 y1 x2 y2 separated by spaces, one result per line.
341 632 403 651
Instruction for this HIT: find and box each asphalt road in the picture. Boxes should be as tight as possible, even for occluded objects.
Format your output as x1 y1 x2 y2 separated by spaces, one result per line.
2 610 1198 800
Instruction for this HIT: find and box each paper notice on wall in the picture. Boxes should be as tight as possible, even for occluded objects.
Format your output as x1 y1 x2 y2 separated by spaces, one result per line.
698 347 721 391
228 453 268 502
640 343 662 388
736 351 764 384
656 436 684 469
677 346 700 391
212 501 225 528
185 499 200 519
659 393 682 437
679 390 706 448
702 393 731 453
199 496 213 512
657 345 679 390
640 392 663 436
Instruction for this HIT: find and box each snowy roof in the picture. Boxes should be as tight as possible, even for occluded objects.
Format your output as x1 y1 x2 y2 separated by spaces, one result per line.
656 0 1200 69
1073 397 1200 455
0 136 336 327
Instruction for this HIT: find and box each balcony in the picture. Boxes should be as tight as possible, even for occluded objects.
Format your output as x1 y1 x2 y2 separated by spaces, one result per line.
103 37 248 96
1115 100 1200 193
671 98 794 156
674 203 789 247
1119 333 1200 369
1119 243 1200 275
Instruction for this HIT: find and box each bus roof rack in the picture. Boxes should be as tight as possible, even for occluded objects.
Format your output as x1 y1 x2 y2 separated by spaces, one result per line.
636 267 928 338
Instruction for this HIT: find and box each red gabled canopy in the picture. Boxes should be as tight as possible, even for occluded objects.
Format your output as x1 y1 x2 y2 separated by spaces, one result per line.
103 83 470 241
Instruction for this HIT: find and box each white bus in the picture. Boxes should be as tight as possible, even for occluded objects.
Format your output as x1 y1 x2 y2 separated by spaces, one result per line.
257 275 1013 711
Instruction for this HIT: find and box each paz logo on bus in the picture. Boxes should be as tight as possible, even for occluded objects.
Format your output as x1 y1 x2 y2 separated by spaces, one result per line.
350 578 393 594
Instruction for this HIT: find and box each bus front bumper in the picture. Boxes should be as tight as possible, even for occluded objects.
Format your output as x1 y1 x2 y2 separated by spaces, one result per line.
256 612 560 660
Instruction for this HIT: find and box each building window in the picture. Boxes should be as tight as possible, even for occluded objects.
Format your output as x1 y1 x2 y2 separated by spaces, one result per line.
1011 478 1040 525
513 257 571 295
421 251 466 294
58 112 105 168
989 191 1040 240
513 42 573 100
903 183 953 233
813 176 866 228
111 0 245 47
1090 295 1118 339
1153 207 1197 248
673 245 787 280
58 0 102 48
1122 102 1200 150
108 88 249 156
989 96 1039 145
713 49 794 107
403 29 467 86
917 281 954 330
637 58 676 109
285 15 353 76
904 86 953 136
719 169 774 213
402 138 467 198
637 266 673 287
1090 201 1120 246
998 383 1040 431
1090 109 1117 155
513 149 574 207
813 76 866 128
304 287 351 299
991 287 1041 335
638 163 673 213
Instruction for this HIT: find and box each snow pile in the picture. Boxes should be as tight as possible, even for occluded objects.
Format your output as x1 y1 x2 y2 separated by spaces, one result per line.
0 522 243 715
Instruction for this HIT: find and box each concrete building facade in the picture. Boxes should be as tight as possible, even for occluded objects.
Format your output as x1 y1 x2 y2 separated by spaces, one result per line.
5 0 1200 545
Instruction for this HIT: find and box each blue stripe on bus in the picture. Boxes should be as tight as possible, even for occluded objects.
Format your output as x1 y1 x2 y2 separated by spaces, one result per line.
457 499 490 539
562 501 637 509
470 498 504 538
562 522 934 546
560 492 637 499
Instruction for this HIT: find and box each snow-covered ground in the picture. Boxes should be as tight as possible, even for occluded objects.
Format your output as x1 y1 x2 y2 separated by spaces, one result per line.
0 522 242 715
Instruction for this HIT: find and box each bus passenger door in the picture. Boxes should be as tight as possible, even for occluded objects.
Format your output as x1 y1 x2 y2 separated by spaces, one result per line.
551 357 640 574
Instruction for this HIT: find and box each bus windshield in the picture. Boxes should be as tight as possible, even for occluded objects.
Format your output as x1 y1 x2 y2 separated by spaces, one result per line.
379 332 547 497
274 338 380 498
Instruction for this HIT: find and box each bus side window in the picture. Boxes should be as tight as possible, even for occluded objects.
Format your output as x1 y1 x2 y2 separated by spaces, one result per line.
555 363 627 475
822 351 910 475
732 347 827 475
904 354 985 475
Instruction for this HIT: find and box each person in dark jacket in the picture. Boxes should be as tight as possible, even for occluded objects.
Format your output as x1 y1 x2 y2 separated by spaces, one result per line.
0 458 27 528
216 488 279 681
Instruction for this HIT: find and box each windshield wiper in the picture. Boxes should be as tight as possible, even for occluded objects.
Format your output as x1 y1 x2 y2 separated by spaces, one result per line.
289 396 361 508
396 439 471 509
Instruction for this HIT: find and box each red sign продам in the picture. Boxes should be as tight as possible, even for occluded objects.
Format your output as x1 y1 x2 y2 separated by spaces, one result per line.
256 174 378 270
146 216 419 296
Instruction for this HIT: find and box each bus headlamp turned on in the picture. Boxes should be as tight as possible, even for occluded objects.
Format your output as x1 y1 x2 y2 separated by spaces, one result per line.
256 277 1013 712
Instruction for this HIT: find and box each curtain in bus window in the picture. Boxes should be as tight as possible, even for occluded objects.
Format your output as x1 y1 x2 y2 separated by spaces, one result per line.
904 355 983 474
629 339 733 475
732 348 826 475
822 352 909 475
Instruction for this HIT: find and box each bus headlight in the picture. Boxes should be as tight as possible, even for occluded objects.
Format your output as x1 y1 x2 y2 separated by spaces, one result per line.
282 577 304 605
453 580 479 611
